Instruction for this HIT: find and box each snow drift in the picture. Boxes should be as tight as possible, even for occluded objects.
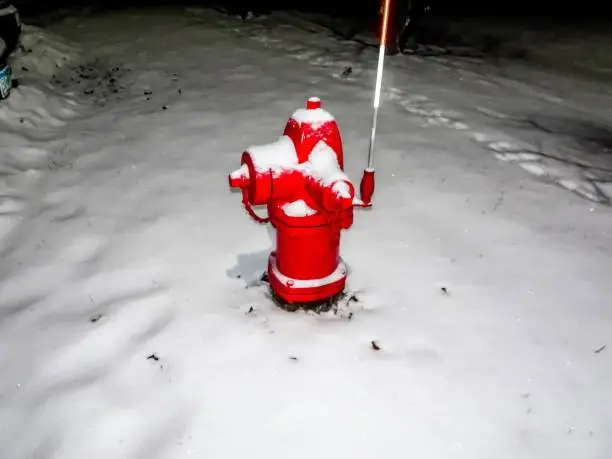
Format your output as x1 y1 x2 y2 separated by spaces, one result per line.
0 23 83 132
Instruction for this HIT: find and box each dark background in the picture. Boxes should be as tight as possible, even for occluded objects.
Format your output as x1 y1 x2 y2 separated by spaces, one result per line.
10 0 612 78
11 0 612 20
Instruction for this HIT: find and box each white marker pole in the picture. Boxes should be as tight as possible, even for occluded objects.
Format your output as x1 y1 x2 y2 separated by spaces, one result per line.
366 0 392 170
360 0 392 206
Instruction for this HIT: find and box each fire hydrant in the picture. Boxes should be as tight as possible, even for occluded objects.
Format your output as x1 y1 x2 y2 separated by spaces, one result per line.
229 97 373 307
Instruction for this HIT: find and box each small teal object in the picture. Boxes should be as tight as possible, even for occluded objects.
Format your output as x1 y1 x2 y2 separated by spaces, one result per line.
0 65 12 100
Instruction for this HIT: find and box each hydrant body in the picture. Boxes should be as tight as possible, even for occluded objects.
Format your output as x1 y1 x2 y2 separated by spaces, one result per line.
229 97 360 306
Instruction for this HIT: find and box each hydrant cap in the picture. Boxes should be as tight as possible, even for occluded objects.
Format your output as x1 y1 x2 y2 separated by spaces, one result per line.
306 97 321 110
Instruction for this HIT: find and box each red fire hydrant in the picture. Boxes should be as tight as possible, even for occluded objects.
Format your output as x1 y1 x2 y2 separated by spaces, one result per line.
229 97 373 307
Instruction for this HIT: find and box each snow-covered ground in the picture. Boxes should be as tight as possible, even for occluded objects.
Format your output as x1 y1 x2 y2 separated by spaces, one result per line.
262 11 612 203
1 8 612 459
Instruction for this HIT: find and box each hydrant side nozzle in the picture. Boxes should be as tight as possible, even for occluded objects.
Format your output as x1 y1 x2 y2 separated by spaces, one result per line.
322 180 354 211
229 164 250 189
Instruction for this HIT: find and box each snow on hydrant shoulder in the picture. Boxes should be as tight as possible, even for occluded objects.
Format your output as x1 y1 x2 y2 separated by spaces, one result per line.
245 135 298 173
305 140 349 186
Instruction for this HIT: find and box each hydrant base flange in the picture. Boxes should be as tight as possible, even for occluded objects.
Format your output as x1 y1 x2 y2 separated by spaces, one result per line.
268 289 347 313
268 252 347 305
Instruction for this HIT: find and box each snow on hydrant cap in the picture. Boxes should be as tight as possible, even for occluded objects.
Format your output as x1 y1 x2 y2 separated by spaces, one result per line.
291 97 335 126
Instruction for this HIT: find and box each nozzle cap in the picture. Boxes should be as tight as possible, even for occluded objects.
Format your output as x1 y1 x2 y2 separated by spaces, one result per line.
359 168 375 206
306 97 321 109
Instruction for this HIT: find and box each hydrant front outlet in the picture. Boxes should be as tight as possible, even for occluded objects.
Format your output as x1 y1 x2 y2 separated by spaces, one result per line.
229 97 372 308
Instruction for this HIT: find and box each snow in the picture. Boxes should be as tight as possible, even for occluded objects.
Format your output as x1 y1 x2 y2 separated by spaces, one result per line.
15 24 83 79
1 23 82 127
281 198 317 216
291 105 335 126
229 162 249 180
1 7 612 459
246 135 298 173
302 140 351 186
331 180 352 199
